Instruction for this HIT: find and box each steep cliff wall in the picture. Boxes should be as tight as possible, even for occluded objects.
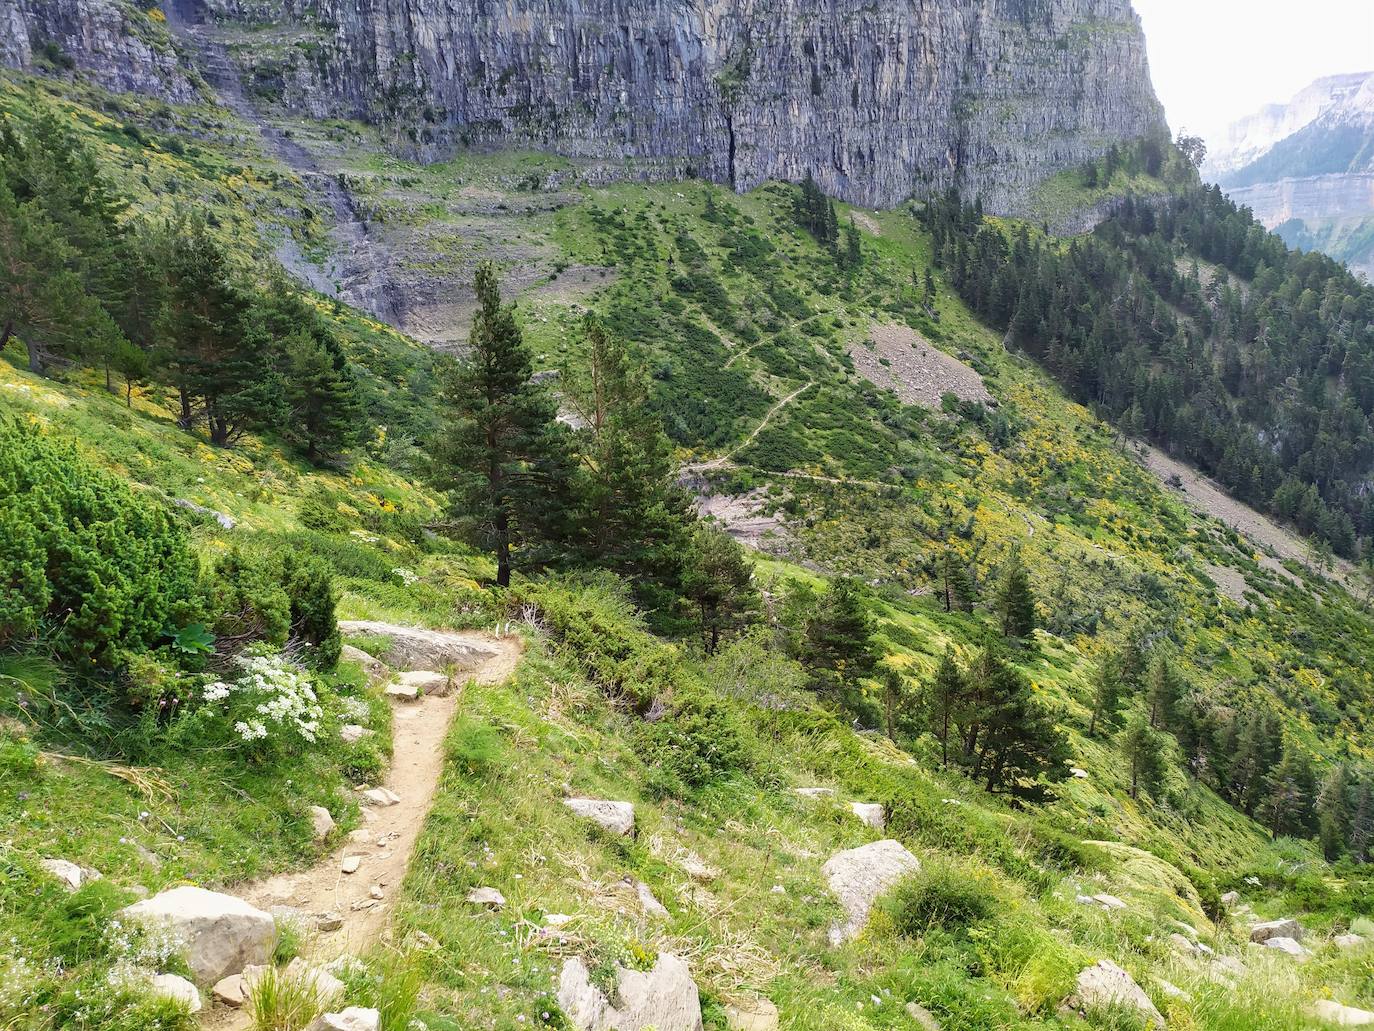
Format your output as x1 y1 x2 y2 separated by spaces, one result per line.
0 0 201 102
210 0 1164 211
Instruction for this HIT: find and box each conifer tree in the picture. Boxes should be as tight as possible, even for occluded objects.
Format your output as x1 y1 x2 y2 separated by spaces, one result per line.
1317 764 1351 860
681 522 760 654
1145 653 1183 730
994 549 1037 639
1088 656 1125 737
925 647 964 766
940 549 976 613
433 261 574 587
802 577 878 697
1120 713 1168 800
281 328 364 462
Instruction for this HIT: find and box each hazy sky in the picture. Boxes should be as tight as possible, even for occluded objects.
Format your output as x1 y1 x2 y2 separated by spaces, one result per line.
1131 0 1374 142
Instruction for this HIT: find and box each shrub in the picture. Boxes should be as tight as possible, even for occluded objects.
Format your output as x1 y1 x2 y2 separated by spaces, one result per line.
198 650 325 749
639 689 755 796
281 553 341 669
205 548 292 650
0 418 200 675
883 861 1000 938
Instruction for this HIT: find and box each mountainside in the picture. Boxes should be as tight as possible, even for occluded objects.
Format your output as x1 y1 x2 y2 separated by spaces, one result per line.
1208 72 1374 279
0 0 1166 214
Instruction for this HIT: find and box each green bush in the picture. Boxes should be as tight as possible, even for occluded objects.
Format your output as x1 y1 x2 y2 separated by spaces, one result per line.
205 548 292 648
883 861 1000 938
0 418 200 674
281 553 341 669
639 689 755 796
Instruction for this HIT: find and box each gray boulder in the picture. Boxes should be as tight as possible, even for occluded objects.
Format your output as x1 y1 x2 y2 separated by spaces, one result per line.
557 952 703 1031
121 886 275 985
1251 918 1304 943
148 973 202 1013
308 805 336 841
1063 960 1165 1028
40 858 100 892
821 839 921 944
339 645 390 685
306 1009 381 1031
337 621 495 672
564 798 635 836
850 802 885 830
1262 936 1309 958
1313 999 1374 1026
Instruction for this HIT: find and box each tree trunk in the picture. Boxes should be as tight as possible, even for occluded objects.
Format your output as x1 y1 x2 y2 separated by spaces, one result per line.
0 317 12 352
495 507 511 588
178 385 194 430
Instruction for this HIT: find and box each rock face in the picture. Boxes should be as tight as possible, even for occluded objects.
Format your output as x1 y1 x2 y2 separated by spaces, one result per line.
558 953 703 1031
121 886 276 985
1065 960 1165 1028
19 0 1164 216
0 0 200 102
821 839 921 944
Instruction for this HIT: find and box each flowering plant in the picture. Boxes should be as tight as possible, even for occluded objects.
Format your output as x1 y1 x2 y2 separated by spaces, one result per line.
200 649 324 746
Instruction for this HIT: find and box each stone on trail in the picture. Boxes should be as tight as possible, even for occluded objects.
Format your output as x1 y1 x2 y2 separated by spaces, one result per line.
316 911 344 931
212 973 248 1007
149 973 202 1013
40 858 100 891
384 679 421 701
363 787 400 807
1262 936 1309 958
1314 1000 1374 1026
563 798 635 836
309 805 336 841
122 886 275 985
283 958 345 1004
306 1008 381 1031
1063 960 1165 1028
557 952 703 1031
340 855 362 874
1251 918 1304 943
821 839 921 945
339 645 390 685
337 620 496 672
466 886 506 908
850 802 885 829
724 995 779 1030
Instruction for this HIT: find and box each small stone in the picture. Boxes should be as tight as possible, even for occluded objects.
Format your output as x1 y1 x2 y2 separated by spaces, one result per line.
677 852 716 882
368 884 385 900
466 886 506 908
383 680 420 701
341 856 362 874
770 884 786 895
306 1008 381 1031
905 1001 942 1030
340 724 372 744
849 802 885 829
1069 767 1090 779
1262 936 1309 958
1220 890 1240 905
339 645 390 685
635 880 670 919
563 798 635 836
1335 933 1366 949
363 787 400 807
316 911 344 931
1157 980 1192 1002
212 974 247 1007
149 973 201 1013
1251 918 1304 943
545 913 575 928
1092 894 1127 911
725 995 779 1030
309 806 335 841
393 670 450 697
40 858 98 892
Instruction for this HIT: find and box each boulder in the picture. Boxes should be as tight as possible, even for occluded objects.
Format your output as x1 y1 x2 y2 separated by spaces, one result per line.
339 645 390 685
309 806 336 841
1334 933 1366 949
905 1001 942 1030
1210 955 1246 979
397 669 452 697
850 802 885 830
557 952 703 1031
340 724 372 744
40 858 99 891
821 839 921 944
282 958 345 1005
634 880 669 919
1093 894 1128 911
1157 980 1191 1002
212 973 248 1007
563 798 635 836
466 887 506 908
384 679 421 701
149 973 202 1013
337 621 495 672
1169 933 1199 955
316 911 344 931
725 996 779 1030
1262 936 1309 958
306 1008 381 1031
121 886 275 985
1314 1000 1374 1026
1220 891 1240 905
1070 767 1090 779
363 787 400 807
1251 918 1304 943
1064 960 1165 1028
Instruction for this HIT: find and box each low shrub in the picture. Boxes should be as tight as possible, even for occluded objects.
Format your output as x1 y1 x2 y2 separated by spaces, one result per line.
883 861 1002 938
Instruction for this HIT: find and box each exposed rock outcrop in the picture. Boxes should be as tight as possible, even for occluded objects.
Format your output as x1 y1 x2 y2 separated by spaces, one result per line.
1064 960 1165 1028
558 952 703 1031
120 886 276 985
564 798 636 836
822 839 921 944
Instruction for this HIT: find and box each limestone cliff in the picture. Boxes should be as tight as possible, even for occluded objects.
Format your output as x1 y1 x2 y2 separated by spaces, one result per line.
3 0 1166 214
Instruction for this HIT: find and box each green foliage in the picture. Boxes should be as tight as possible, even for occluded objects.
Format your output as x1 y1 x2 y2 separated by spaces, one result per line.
993 549 1037 640
0 417 199 677
281 553 342 670
448 717 505 777
883 861 1002 938
639 688 755 797
247 962 324 1031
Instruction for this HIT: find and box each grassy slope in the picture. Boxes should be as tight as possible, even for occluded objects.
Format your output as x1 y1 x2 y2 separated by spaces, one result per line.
3 69 1374 1030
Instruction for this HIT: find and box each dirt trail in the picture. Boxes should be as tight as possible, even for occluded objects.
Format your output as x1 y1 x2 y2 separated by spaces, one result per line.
204 629 522 1028
682 382 813 475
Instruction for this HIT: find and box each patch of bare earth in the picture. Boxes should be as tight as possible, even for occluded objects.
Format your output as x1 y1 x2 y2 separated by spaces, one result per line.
1203 562 1252 604
695 487 789 553
848 211 882 236
849 323 992 411
1138 443 1353 589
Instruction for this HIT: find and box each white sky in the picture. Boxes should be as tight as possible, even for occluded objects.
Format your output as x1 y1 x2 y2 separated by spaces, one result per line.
1130 0 1374 142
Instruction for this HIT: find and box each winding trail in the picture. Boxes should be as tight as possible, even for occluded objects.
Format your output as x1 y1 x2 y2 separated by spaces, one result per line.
203 626 522 1029
683 381 814 475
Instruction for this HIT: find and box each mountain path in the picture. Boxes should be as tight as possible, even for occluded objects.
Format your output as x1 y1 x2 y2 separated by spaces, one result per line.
202 628 523 1028
683 381 813 475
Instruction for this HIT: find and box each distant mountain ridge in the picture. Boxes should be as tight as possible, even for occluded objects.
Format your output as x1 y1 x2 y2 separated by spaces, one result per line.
1207 71 1374 279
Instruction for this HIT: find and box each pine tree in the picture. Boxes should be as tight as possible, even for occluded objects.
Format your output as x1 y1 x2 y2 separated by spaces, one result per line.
881 666 910 742
1120 713 1169 800
925 647 964 766
1088 656 1125 737
803 577 878 697
994 549 1037 639
1317 763 1351 860
681 522 760 654
940 549 976 612
1260 745 1318 838
432 261 575 587
1145 653 1183 730
958 645 1070 799
281 328 364 462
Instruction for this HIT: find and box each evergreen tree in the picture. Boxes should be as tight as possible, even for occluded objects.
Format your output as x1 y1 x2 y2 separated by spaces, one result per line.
1317 763 1351 860
1145 653 1183 730
880 665 911 742
432 261 575 587
1088 655 1126 737
994 549 1037 639
802 577 878 697
924 647 964 767
940 549 976 613
1259 744 1318 838
281 328 364 461
1120 713 1169 800
681 522 760 654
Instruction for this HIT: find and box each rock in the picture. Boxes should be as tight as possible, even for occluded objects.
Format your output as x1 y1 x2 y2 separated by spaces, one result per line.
397 669 453 697
1262 936 1309 958
1314 1000 1374 1026
316 911 344 932
793 787 836 799
212 974 247 1007
725 995 779 1030
1157 980 1192 1002
368 884 385 900
1064 960 1165 1028
1093 894 1128 911
634 879 670 919
149 973 202 1013
341 855 362 874
309 805 336 841
821 839 921 944
337 621 496 673
557 952 703 1031
1220 891 1240 905
40 858 99 891
1210 955 1246 979
677 852 716 882
121 886 276 985
905 1001 942 1030
466 886 506 908
1070 767 1090 779
340 724 372 744
1169 933 1199 955
306 1008 382 1031
284 958 345 1004
363 787 400 807
1244 876 1262 886
563 798 635 836
1334 933 1366 949
1251 918 1304 943
172 499 237 530
384 679 421 701
850 802 885 830
545 913 575 929
339 645 390 685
